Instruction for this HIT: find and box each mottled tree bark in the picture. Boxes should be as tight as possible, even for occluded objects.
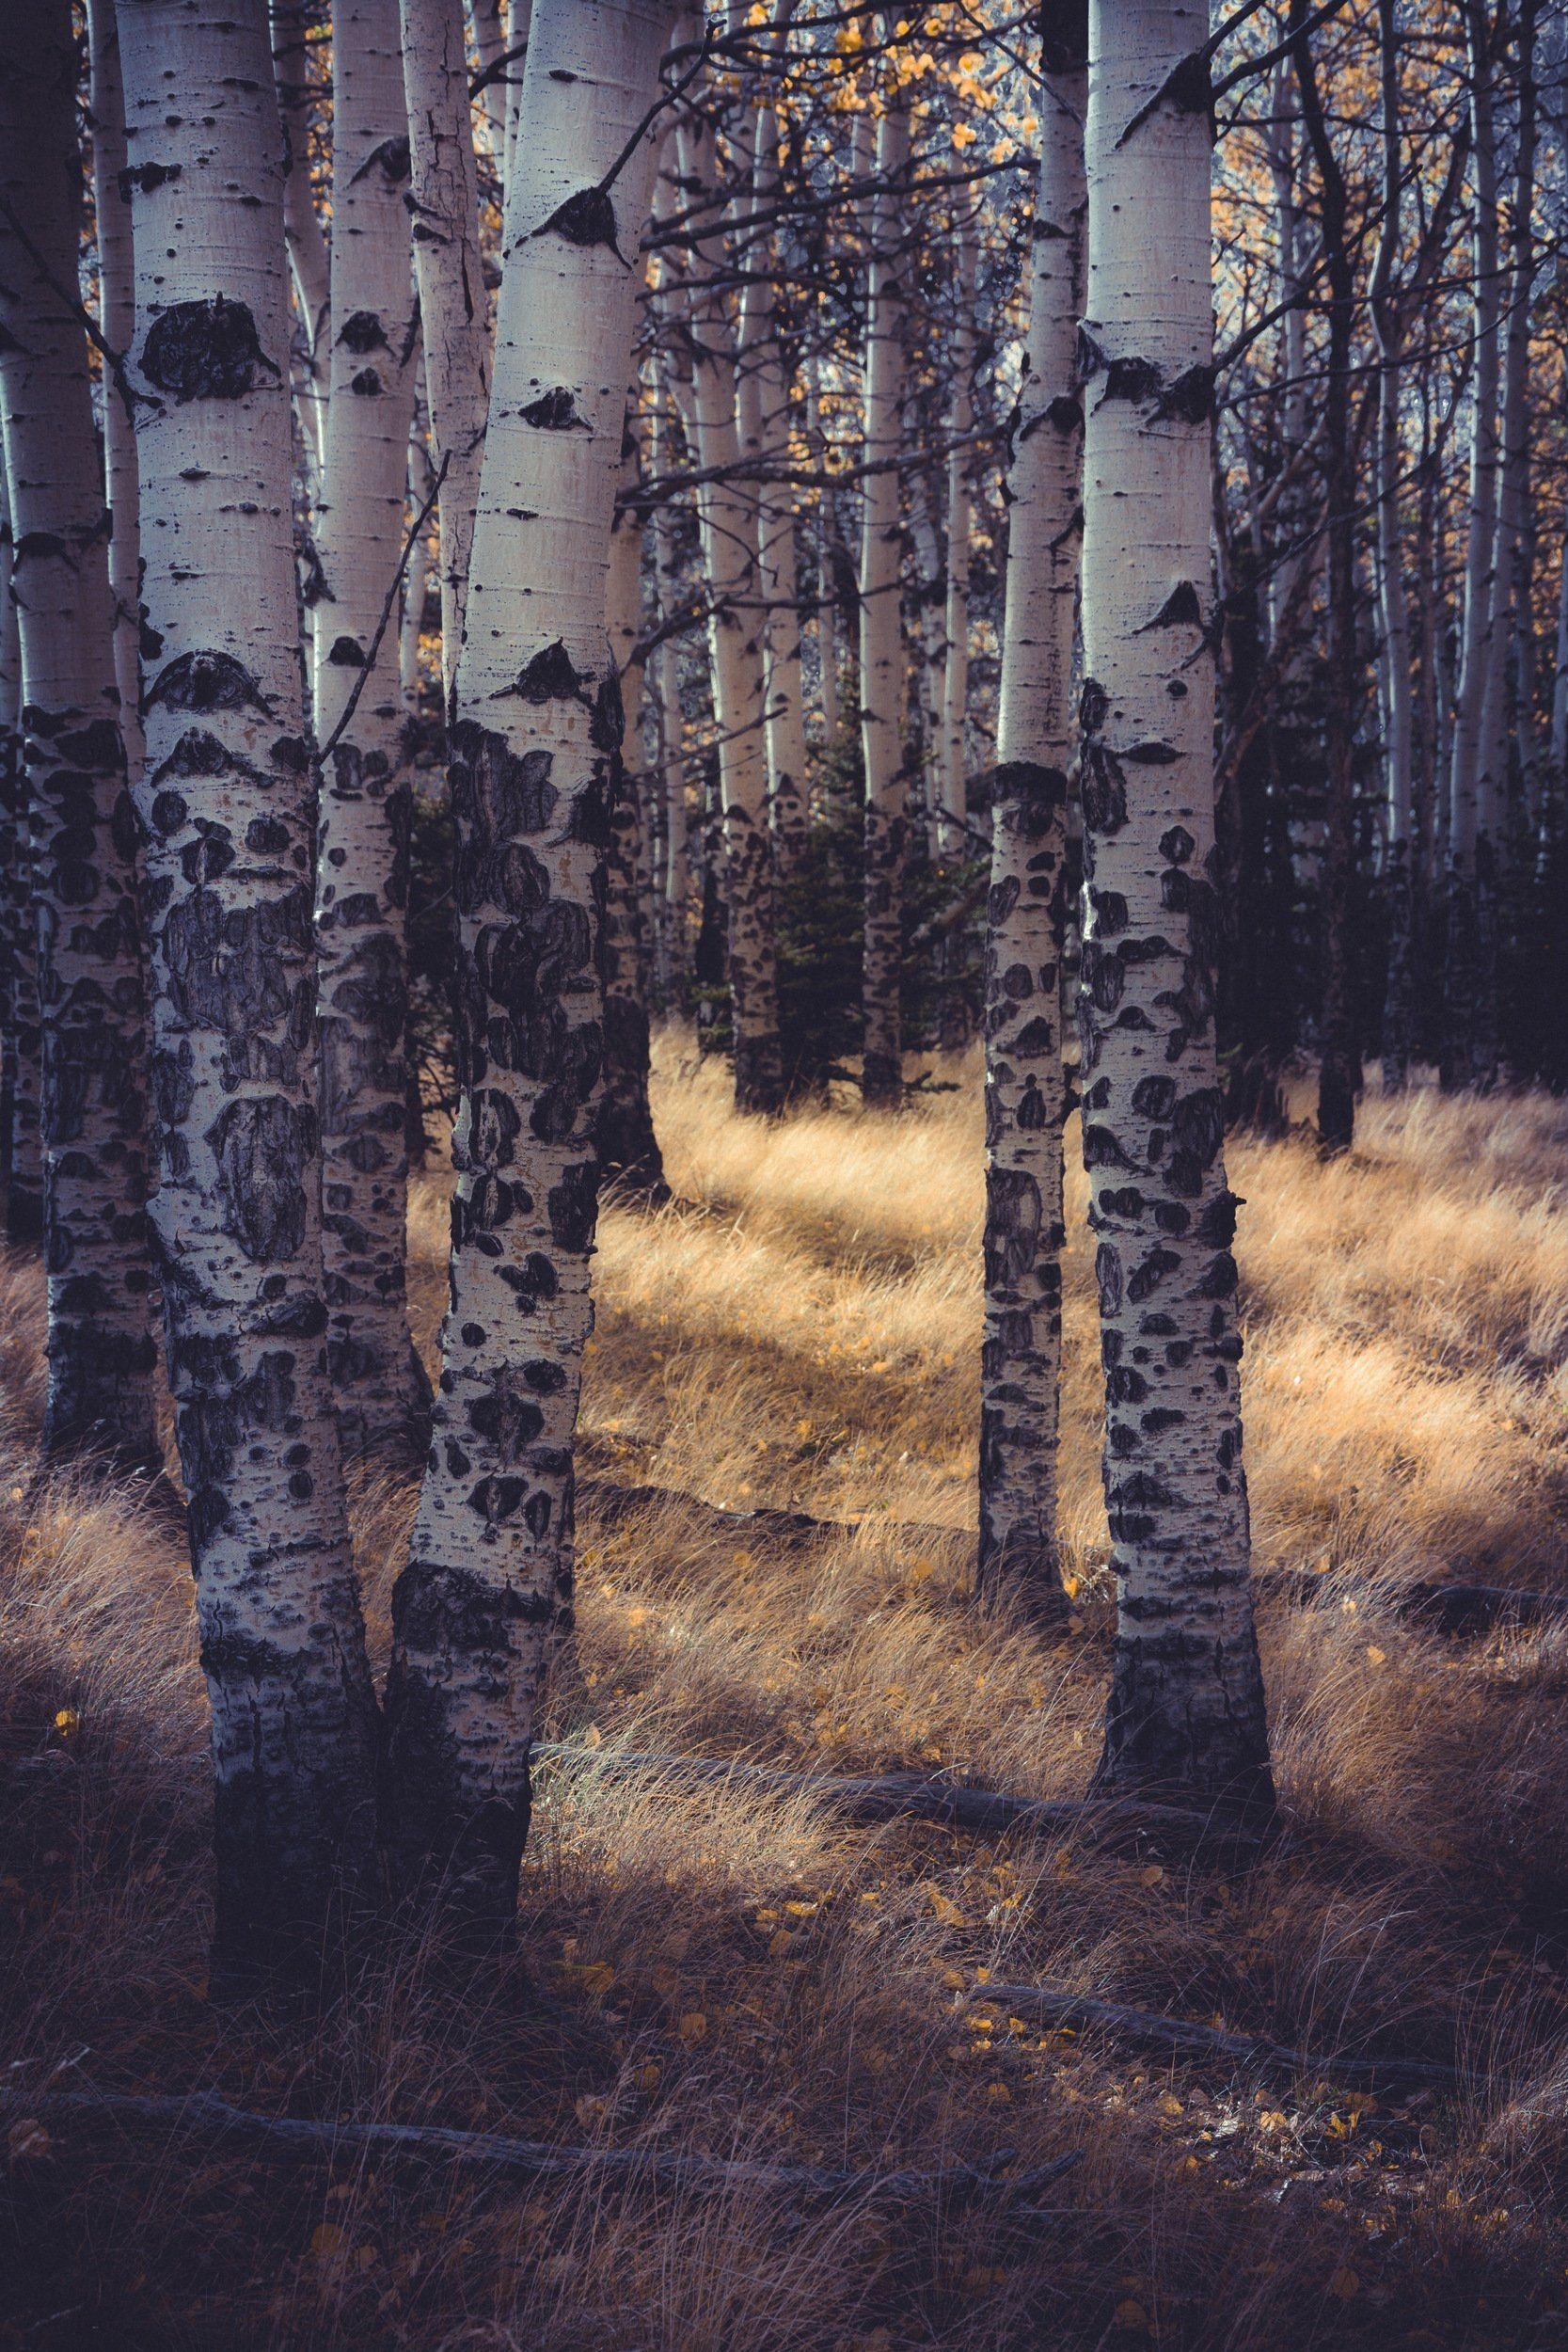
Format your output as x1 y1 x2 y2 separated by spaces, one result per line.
0 0 160 1472
402 0 490 707
87 0 145 794
675 114 784 1115
858 85 911 1109
311 0 428 1463
1372 0 1413 1092
977 13 1085 1613
0 468 41 1245
1079 0 1272 1808
381 0 676 1934
736 36 809 868
1291 0 1356 1155
270 0 330 483
939 215 976 854
118 0 380 1977
598 407 666 1195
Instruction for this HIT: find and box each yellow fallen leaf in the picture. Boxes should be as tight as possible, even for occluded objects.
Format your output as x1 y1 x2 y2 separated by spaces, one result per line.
768 1930 796 1960
1327 2266 1359 2301
582 1721 603 1749
574 2093 608 2128
1114 2300 1148 2329
678 2011 708 2042
1366 1645 1386 1666
635 2061 661 2093
1140 1865 1164 1887
925 1884 962 1926
310 2223 345 2261
54 1708 78 1737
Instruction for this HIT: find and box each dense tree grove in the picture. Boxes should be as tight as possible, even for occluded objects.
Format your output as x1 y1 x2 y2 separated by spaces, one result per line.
1 0 1565 1970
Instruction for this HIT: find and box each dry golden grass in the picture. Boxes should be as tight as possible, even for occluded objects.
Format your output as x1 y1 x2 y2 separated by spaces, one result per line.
5 1035 1568 2347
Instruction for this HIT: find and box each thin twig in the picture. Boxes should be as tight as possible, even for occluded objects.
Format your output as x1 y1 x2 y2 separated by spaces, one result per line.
316 453 449 769
0 194 144 424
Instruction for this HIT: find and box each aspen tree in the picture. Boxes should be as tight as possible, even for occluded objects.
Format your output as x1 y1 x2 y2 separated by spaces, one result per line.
598 404 666 1194
858 73 911 1109
271 0 330 482
0 0 160 1472
0 469 40 1245
402 0 491 702
736 11 810 866
675 110 784 1114
977 7 1085 1611
382 0 677 1931
311 0 428 1461
87 0 144 790
1372 0 1414 1091
938 212 976 853
1079 0 1272 1805
117 0 381 1973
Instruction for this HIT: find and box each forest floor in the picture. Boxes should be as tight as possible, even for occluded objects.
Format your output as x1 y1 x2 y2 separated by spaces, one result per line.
7 1033 1568 2347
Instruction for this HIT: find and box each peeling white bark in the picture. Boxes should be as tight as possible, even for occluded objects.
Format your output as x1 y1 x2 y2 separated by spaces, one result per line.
1079 0 1271 1805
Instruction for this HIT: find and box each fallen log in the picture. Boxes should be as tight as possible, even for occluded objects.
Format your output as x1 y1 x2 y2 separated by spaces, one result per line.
579 1476 839 1548
0 2087 1082 2208
534 1744 1269 1854
973 1984 1463 2093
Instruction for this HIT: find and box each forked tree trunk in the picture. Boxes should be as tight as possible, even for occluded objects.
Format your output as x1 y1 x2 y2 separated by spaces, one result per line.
676 115 784 1114
381 0 676 1933
1079 0 1272 1808
0 0 160 1473
0 469 41 1245
977 11 1085 1613
858 86 911 1108
311 0 428 1463
118 0 380 1978
402 0 490 706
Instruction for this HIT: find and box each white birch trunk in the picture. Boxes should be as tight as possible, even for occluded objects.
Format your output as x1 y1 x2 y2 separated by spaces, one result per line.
736 56 809 864
0 0 160 1473
117 0 380 1977
0 455 41 1244
978 22 1085 1612
805 365 842 750
503 0 532 194
1448 4 1502 867
403 0 491 703
381 0 676 1931
1080 0 1271 1806
939 215 976 854
87 0 145 790
1372 0 1413 1090
597 405 665 1190
270 0 330 481
677 113 784 1113
858 87 911 1107
311 0 427 1461
469 0 510 182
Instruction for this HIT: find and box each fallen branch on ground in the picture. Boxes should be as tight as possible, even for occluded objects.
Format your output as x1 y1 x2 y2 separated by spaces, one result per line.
0 2087 1082 2208
973 1984 1463 2092
579 1475 968 1557
534 1744 1270 1854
